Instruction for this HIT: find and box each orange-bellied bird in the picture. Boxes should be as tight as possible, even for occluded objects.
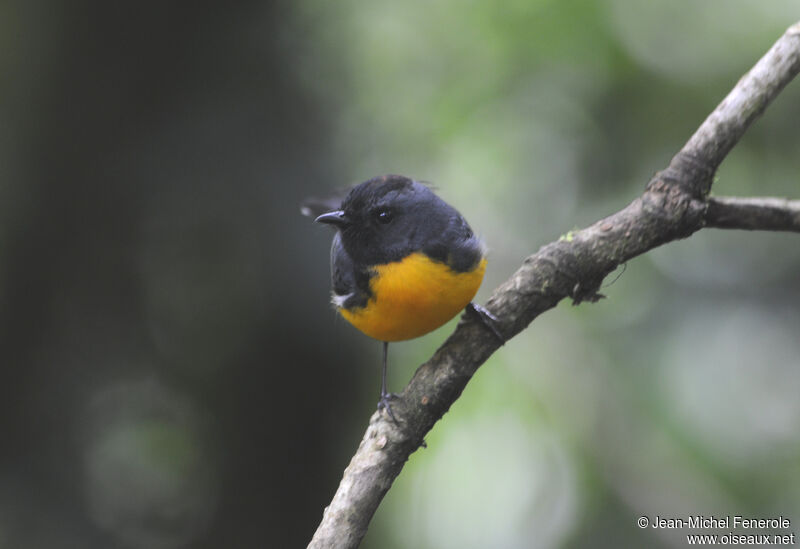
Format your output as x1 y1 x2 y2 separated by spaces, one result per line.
305 175 503 420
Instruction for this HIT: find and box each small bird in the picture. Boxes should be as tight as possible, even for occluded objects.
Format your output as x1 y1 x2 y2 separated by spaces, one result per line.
307 174 501 420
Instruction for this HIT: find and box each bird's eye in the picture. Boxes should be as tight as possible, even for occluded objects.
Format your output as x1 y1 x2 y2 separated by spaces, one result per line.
375 208 393 224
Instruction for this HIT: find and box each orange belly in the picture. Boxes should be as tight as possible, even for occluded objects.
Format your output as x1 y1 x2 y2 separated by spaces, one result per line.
339 253 487 342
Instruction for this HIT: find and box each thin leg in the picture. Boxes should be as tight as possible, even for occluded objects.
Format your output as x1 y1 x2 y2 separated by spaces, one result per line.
380 341 390 398
377 341 399 423
466 302 506 343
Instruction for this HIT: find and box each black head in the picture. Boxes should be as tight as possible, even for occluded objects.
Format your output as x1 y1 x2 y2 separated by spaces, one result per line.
315 175 479 269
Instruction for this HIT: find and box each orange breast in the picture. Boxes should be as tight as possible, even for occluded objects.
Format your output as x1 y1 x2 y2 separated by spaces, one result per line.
339 253 487 342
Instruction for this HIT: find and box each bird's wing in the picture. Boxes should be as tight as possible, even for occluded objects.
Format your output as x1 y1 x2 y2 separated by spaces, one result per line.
331 232 370 310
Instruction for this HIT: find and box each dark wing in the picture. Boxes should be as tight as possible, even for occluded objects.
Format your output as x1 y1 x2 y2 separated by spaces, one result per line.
330 232 371 310
446 234 485 272
422 212 485 273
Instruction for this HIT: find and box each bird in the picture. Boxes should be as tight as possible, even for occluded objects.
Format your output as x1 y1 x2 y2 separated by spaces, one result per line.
306 174 502 421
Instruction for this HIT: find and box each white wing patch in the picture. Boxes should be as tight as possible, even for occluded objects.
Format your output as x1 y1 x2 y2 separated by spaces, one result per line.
331 292 352 308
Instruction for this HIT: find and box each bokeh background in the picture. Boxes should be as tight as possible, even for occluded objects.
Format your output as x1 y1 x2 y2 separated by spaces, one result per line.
1 1 799 548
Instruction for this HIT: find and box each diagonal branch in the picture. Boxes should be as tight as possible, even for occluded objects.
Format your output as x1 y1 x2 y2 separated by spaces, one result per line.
667 19 800 198
308 20 800 549
706 196 800 232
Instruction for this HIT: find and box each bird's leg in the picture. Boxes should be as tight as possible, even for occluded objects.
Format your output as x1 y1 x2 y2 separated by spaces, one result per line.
377 341 399 423
465 302 506 344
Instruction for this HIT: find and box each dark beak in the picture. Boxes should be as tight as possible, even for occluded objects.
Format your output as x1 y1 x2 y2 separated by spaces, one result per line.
315 210 351 228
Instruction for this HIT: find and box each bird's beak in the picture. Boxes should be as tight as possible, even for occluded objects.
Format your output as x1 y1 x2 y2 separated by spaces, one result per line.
315 210 351 228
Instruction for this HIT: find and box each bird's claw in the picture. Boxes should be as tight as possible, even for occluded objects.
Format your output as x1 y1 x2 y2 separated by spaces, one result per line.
466 302 506 344
377 392 400 424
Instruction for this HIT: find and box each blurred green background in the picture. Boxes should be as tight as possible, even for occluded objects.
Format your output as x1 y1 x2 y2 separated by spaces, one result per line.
1 1 799 548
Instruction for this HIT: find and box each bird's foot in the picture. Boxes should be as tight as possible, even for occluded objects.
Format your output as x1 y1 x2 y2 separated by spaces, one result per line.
466 302 506 344
377 391 400 424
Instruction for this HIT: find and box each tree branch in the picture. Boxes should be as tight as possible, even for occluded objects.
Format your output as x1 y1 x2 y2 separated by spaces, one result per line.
706 196 800 232
308 21 800 549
